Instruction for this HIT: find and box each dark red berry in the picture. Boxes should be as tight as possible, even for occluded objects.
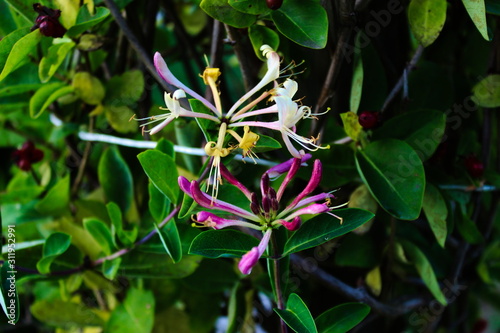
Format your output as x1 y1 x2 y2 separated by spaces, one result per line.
31 3 66 38
464 154 484 178
266 0 283 10
358 111 380 129
471 318 488 333
17 159 32 172
12 141 44 171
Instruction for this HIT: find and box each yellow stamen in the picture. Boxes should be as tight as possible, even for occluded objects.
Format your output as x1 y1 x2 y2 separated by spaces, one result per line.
227 126 260 163
202 67 223 116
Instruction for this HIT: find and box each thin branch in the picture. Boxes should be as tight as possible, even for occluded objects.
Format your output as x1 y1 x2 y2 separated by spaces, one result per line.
71 117 94 197
381 45 424 112
102 0 177 94
224 24 256 92
290 254 426 317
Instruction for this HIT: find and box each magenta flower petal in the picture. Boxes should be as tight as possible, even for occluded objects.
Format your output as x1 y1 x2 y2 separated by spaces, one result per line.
189 180 259 222
276 157 302 201
154 52 219 115
277 216 301 231
195 211 262 230
283 203 329 221
178 176 192 196
266 154 312 180
219 163 252 200
286 159 322 210
238 229 272 275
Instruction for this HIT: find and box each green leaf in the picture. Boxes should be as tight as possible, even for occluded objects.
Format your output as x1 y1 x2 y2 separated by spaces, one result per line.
271 0 328 49
462 0 490 40
283 209 374 255
274 293 318 333
189 229 260 258
355 139 425 220
105 288 155 333
155 221 182 263
253 133 282 153
35 176 70 216
340 112 363 142
104 70 145 106
456 213 484 244
0 29 43 82
137 150 179 203
31 299 104 327
408 0 447 47
350 48 364 114
422 184 448 248
39 41 75 83
400 240 447 305
0 83 42 97
30 83 74 119
36 232 72 274
372 110 446 161
107 202 137 247
66 6 111 38
0 27 31 73
98 146 134 213
315 303 370 333
228 0 271 15
0 263 19 324
149 182 171 223
155 138 176 158
249 25 280 61
72 72 105 105
200 0 256 28
0 1 17 36
471 74 500 108
227 282 247 333
104 105 138 133
83 219 115 256
102 258 122 280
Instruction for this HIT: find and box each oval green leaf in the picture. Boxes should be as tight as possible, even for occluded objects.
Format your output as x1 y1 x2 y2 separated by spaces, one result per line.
0 29 42 82
189 229 260 258
422 183 448 248
66 6 111 38
36 232 72 274
283 208 374 255
400 240 447 305
271 0 328 49
98 146 134 213
155 221 182 263
355 139 425 220
408 0 447 47
471 74 500 108
30 84 74 119
274 293 318 333
371 109 446 161
462 0 490 41
200 0 256 28
315 303 370 333
137 150 179 203
39 41 75 83
83 219 115 256
249 25 280 61
72 72 105 105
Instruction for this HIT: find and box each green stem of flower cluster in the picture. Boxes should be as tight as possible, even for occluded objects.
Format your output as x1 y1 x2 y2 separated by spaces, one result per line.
269 232 288 333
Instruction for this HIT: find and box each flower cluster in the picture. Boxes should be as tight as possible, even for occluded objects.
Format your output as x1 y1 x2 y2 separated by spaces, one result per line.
179 155 343 274
139 45 329 199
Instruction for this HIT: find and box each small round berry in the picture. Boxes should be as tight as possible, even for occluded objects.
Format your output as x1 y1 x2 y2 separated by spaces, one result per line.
464 155 484 178
358 111 380 129
266 0 283 10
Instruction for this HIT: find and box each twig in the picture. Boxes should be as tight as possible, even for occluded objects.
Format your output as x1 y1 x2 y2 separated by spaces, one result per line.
71 117 94 196
224 24 256 92
381 45 424 112
102 0 177 94
270 233 288 333
290 254 426 317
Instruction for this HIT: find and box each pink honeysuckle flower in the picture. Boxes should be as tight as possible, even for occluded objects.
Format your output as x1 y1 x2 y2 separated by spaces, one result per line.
180 157 344 274
238 229 272 275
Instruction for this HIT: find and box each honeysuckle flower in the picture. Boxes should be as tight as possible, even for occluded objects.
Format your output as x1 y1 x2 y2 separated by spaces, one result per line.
179 156 344 274
143 45 329 199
